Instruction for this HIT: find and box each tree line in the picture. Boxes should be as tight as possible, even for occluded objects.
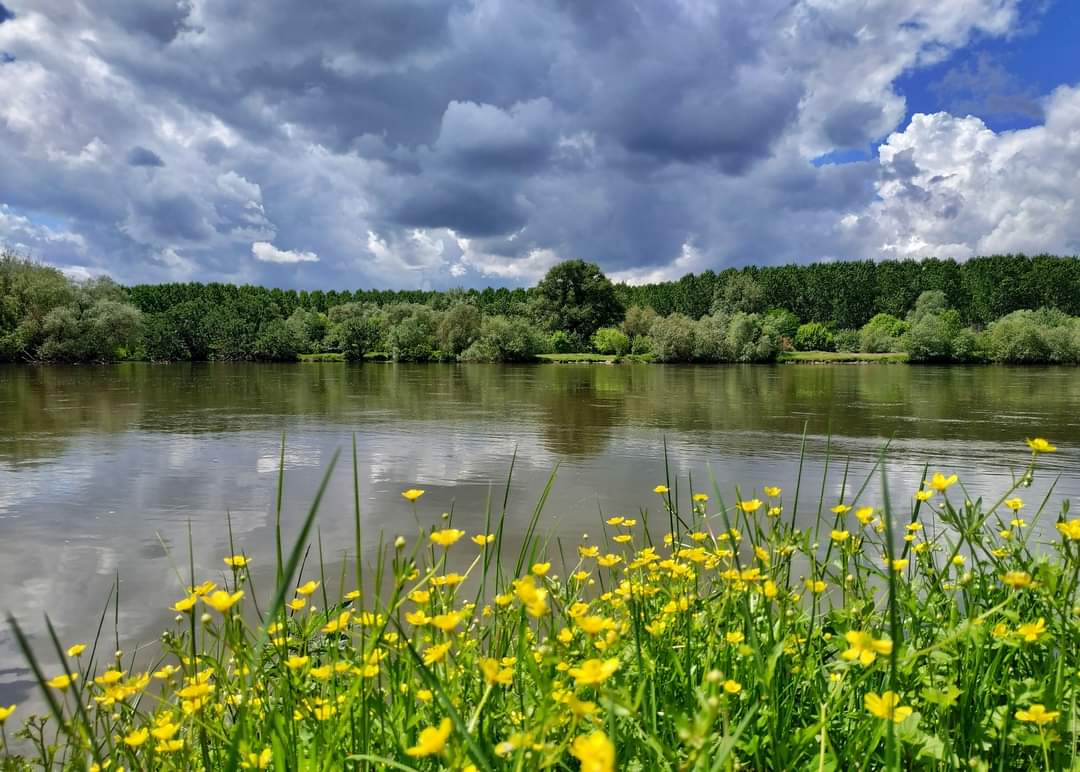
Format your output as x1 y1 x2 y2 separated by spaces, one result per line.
3 249 1080 364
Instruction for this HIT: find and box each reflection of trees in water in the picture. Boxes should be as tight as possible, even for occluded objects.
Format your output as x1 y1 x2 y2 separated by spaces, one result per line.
2 362 1078 466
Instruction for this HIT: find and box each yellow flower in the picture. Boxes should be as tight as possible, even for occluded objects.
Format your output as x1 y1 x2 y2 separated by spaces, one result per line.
172 595 198 613
1015 704 1060 725
46 673 78 690
763 580 778 599
579 545 600 558
405 717 452 757
0 705 15 724
321 611 351 634
1057 519 1080 540
804 579 826 594
841 631 892 666
830 529 850 543
203 590 244 613
416 688 433 702
1005 497 1024 511
150 722 179 741
66 643 86 657
189 580 217 596
569 657 620 686
423 642 452 665
738 498 763 513
1017 618 1046 642
243 749 272 769
889 558 908 572
295 580 320 596
1025 438 1056 454
480 658 514 685
402 489 425 502
471 533 494 545
864 691 912 723
855 506 875 525
692 493 709 503
531 562 551 576
313 704 336 721
95 669 126 686
123 727 149 747
430 528 465 547
723 679 742 694
929 472 958 491
409 589 431 604
763 486 782 497
914 490 934 502
285 655 309 671
287 598 306 611
1002 571 1032 589
725 631 745 645
570 730 615 772
309 665 332 681
831 504 851 514
223 554 249 568
406 610 430 625
653 484 669 494
597 553 622 567
431 612 463 632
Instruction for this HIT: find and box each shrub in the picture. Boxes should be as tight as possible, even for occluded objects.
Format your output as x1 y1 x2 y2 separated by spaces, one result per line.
711 272 765 314
622 305 659 339
649 313 696 362
794 322 834 352
859 313 908 353
436 303 482 356
902 309 962 362
630 334 653 355
832 328 860 353
387 306 438 361
763 308 799 341
252 318 303 361
591 327 630 356
987 309 1080 364
549 330 579 354
327 303 385 362
460 315 546 362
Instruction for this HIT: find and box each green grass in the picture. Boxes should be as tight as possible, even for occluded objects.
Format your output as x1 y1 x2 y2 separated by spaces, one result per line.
3 438 1077 770
780 350 909 363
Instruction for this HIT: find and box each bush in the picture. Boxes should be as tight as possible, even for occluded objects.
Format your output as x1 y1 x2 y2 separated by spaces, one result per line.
591 327 630 356
285 308 329 353
649 313 696 362
387 306 438 361
252 318 302 361
763 308 799 341
630 334 653 355
902 309 963 362
832 328 860 353
621 305 658 339
859 313 908 353
711 272 765 314
794 322 834 352
436 303 482 356
549 330 583 354
987 309 1080 364
327 303 385 362
460 315 546 362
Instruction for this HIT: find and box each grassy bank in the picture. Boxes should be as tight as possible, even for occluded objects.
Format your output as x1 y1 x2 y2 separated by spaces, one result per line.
780 351 909 364
2 439 1077 770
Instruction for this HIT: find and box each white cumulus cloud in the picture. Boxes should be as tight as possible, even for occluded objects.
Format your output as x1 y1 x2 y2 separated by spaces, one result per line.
251 241 319 264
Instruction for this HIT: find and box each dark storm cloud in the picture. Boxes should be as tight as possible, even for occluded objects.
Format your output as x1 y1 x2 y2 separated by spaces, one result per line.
126 146 164 167
0 0 1035 286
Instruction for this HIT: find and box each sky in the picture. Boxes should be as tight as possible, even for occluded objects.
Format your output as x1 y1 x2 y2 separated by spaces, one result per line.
0 0 1078 290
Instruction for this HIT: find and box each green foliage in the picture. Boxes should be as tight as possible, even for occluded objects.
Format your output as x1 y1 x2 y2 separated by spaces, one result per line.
386 305 438 362
326 303 384 362
988 309 1080 364
436 303 482 356
252 319 302 362
621 305 658 339
284 308 329 353
832 328 861 353
711 271 766 314
591 327 630 356
0 252 77 360
38 297 141 362
859 313 909 353
763 308 799 341
794 322 834 352
648 313 696 362
548 330 581 354
460 315 546 362
532 259 624 341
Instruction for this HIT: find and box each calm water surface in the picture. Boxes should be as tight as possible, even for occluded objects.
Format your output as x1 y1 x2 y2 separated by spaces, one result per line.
1 362 1078 705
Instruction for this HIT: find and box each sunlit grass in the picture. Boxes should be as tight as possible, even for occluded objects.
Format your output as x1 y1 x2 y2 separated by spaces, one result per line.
2 437 1078 770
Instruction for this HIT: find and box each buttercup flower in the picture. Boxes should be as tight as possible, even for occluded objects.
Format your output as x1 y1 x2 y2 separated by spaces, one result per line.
864 691 911 723
1015 704 1059 725
405 718 451 757
401 489 425 502
841 631 892 666
570 730 615 772
1026 438 1056 454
